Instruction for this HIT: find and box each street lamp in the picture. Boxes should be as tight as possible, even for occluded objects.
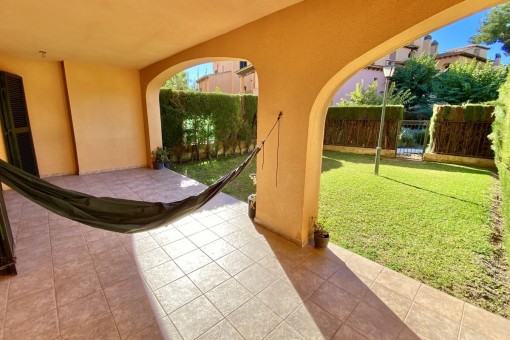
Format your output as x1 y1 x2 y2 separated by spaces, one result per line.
374 60 395 175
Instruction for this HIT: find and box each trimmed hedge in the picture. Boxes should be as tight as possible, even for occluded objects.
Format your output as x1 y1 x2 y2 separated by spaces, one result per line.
160 90 257 161
326 105 404 121
429 104 495 158
431 104 494 122
324 105 403 149
491 73 510 265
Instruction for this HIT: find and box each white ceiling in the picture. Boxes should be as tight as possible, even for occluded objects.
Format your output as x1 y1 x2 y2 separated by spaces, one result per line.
0 0 302 69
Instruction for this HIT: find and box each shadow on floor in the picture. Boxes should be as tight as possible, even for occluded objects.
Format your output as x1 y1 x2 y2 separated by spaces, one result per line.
2 167 508 339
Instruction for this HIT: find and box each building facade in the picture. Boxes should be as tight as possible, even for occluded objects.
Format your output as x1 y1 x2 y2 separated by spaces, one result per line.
196 36 501 106
197 61 259 95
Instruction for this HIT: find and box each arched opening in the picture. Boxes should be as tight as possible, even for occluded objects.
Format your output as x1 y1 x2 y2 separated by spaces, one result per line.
309 3 510 324
157 60 259 165
143 57 260 167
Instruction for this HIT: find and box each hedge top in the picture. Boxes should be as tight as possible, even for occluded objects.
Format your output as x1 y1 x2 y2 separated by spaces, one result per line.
326 105 404 121
432 104 495 122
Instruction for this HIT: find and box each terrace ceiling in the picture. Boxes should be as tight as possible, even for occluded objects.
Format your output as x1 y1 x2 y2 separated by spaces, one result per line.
0 0 302 69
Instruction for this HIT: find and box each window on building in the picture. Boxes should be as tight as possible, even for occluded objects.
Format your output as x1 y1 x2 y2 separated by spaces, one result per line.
240 61 248 69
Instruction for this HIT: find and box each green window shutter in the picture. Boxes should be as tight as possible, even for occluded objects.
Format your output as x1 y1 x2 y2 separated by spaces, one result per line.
0 71 39 177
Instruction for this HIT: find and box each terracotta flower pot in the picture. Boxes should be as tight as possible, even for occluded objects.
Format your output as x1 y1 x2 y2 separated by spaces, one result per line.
248 194 256 219
314 232 330 249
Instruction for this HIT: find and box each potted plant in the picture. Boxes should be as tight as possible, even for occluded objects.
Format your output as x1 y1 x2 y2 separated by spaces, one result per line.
152 147 168 170
248 173 256 218
312 217 329 249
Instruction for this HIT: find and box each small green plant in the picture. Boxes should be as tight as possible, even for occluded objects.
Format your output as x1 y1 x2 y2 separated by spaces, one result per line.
338 80 414 106
311 216 329 237
153 146 170 163
249 173 257 208
249 173 257 185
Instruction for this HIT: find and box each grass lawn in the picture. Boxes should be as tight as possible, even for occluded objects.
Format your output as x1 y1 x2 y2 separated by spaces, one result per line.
172 151 509 316
321 151 508 317
171 155 256 202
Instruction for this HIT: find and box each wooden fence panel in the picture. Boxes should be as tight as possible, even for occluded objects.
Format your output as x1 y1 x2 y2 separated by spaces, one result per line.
324 119 400 150
429 121 493 159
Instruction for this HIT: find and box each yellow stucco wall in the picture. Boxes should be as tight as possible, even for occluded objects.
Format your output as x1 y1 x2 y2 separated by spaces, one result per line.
0 54 77 177
141 0 503 245
63 61 146 174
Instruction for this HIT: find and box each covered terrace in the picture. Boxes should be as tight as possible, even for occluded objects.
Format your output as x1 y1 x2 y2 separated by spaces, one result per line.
0 0 508 338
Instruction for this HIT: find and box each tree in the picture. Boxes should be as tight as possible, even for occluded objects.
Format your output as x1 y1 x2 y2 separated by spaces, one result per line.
161 71 193 91
433 59 508 105
339 80 380 105
338 80 414 106
391 55 438 118
470 3 510 55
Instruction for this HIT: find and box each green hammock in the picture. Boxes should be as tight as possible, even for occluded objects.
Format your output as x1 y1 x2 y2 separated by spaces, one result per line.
0 146 260 234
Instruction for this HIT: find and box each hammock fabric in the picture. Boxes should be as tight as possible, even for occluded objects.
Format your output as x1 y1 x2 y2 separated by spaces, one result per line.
0 146 260 234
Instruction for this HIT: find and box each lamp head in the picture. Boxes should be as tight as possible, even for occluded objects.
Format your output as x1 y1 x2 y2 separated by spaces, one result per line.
383 60 395 78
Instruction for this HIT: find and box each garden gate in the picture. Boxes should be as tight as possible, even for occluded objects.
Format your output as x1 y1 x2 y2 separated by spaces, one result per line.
396 120 429 159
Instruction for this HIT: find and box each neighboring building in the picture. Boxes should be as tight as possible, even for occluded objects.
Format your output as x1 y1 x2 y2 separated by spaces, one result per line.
197 60 259 95
331 35 438 104
435 45 501 69
333 38 501 105
197 36 501 106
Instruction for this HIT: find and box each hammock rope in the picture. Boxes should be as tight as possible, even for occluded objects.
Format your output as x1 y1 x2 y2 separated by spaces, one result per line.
0 113 283 234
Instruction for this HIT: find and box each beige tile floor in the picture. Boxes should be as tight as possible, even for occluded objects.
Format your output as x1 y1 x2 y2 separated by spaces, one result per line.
0 167 509 339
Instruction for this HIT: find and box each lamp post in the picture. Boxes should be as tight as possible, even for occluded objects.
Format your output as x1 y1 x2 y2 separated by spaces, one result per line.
374 60 396 175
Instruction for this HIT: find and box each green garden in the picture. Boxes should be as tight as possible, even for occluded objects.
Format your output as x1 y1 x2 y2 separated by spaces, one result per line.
172 150 509 316
165 68 510 318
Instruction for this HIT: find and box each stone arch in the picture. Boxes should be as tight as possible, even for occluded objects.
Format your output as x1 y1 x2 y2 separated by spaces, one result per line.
302 0 506 243
141 57 258 166
139 0 505 245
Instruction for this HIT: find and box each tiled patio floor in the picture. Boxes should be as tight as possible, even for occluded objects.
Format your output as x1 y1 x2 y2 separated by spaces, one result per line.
0 167 509 339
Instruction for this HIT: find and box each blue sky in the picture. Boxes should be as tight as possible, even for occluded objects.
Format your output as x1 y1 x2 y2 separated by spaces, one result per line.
430 8 508 64
185 6 507 83
186 63 212 81
187 63 213 84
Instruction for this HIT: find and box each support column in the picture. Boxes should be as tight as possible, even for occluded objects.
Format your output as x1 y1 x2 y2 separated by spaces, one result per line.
253 74 325 246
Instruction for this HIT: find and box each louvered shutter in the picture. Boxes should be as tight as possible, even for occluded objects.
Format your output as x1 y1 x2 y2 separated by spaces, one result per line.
0 72 39 177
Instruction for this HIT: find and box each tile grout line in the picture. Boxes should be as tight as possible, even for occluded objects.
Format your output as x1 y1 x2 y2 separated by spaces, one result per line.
456 302 466 340
402 282 422 324
0 199 20 340
164 240 220 339
48 212 62 339
1 279 11 340
370 266 408 339
81 185 124 340
198 232 280 339
3 203 53 338
102 173 172 338
151 231 215 338
220 295 274 339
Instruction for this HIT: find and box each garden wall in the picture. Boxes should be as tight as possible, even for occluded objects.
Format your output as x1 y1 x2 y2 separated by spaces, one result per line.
160 90 257 162
428 104 495 159
491 73 510 265
323 106 403 151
